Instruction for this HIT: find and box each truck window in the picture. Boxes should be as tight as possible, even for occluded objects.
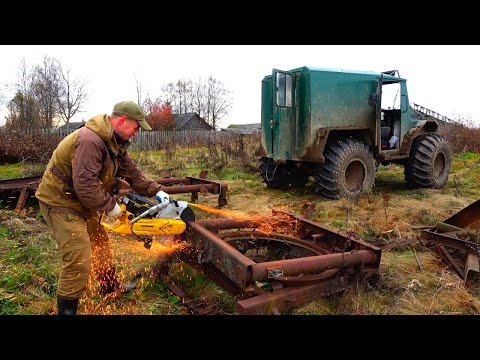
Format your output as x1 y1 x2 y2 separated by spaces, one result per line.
381 82 401 110
276 72 293 107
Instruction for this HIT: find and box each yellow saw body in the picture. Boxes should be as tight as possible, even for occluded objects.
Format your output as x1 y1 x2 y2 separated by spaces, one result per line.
100 192 195 238
100 203 187 236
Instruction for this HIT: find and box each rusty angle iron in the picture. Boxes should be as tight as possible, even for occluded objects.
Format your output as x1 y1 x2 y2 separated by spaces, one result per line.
155 209 381 315
420 199 480 287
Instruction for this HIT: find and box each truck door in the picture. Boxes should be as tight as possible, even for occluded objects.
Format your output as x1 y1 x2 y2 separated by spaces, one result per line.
272 69 297 160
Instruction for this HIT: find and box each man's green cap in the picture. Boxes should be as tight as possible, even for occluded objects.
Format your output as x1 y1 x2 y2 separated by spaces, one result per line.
113 101 152 131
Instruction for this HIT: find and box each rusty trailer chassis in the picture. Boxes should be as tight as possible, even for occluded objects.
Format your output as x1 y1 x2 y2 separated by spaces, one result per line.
158 210 381 315
421 199 480 287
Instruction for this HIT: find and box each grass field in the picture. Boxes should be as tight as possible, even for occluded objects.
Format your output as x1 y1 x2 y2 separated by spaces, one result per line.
1 150 480 315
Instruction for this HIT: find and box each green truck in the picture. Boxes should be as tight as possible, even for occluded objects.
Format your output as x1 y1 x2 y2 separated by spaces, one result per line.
259 66 452 199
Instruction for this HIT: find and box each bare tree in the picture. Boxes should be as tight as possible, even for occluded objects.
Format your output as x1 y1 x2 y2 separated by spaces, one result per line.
57 67 89 131
190 78 206 118
161 80 192 114
160 76 232 129
5 56 88 132
176 80 192 114
32 55 62 129
5 59 40 131
135 73 144 108
161 82 178 110
205 76 232 129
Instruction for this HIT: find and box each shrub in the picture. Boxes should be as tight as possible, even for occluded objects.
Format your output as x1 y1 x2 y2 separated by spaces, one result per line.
0 129 62 164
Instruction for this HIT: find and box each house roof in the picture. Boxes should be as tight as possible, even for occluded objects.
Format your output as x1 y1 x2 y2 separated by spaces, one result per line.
173 113 214 130
174 113 197 130
223 123 261 135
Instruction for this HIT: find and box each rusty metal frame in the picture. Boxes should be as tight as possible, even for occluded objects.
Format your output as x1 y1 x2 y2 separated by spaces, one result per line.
0 174 228 211
156 176 228 207
160 210 381 315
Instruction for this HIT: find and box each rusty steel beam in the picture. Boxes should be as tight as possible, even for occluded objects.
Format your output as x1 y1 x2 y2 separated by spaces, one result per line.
464 252 480 287
0 175 41 190
251 250 378 282
236 274 353 315
421 230 480 254
185 220 255 288
436 245 464 279
176 248 244 296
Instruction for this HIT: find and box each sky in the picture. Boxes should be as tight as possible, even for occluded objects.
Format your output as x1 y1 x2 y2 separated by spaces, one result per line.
0 45 479 128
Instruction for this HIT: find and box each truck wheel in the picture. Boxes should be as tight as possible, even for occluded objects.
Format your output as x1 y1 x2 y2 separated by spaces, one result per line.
259 157 308 190
404 134 451 189
314 139 375 200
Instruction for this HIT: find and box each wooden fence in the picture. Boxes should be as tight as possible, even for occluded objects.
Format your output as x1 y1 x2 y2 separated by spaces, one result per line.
11 128 255 151
129 130 248 151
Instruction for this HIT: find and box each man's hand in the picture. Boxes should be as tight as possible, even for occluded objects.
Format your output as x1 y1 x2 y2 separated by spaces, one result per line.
155 190 170 204
106 203 122 218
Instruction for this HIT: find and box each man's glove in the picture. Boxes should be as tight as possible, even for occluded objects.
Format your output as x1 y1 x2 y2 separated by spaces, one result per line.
106 203 122 218
155 190 170 204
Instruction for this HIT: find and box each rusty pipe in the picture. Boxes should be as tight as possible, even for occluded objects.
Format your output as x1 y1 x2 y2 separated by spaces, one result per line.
251 249 378 281
156 177 191 185
160 184 216 194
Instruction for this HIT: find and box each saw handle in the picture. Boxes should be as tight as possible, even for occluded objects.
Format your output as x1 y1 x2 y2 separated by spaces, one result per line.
128 201 170 224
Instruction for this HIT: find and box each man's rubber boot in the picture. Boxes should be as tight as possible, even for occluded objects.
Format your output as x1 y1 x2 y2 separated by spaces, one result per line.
57 296 79 315
98 268 136 295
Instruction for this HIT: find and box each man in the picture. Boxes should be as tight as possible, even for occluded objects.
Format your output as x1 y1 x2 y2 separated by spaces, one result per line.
35 101 169 315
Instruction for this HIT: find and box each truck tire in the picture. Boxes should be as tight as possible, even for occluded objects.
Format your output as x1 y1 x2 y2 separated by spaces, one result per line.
404 134 451 189
314 139 375 200
259 157 308 190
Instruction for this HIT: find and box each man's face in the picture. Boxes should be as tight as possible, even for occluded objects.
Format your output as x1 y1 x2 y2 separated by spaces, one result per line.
114 116 140 141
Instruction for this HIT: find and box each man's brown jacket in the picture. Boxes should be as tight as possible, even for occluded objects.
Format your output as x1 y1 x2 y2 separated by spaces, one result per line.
35 114 160 216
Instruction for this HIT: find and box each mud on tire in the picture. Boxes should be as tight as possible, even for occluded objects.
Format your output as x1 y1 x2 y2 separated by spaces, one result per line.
404 134 451 189
314 139 375 200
